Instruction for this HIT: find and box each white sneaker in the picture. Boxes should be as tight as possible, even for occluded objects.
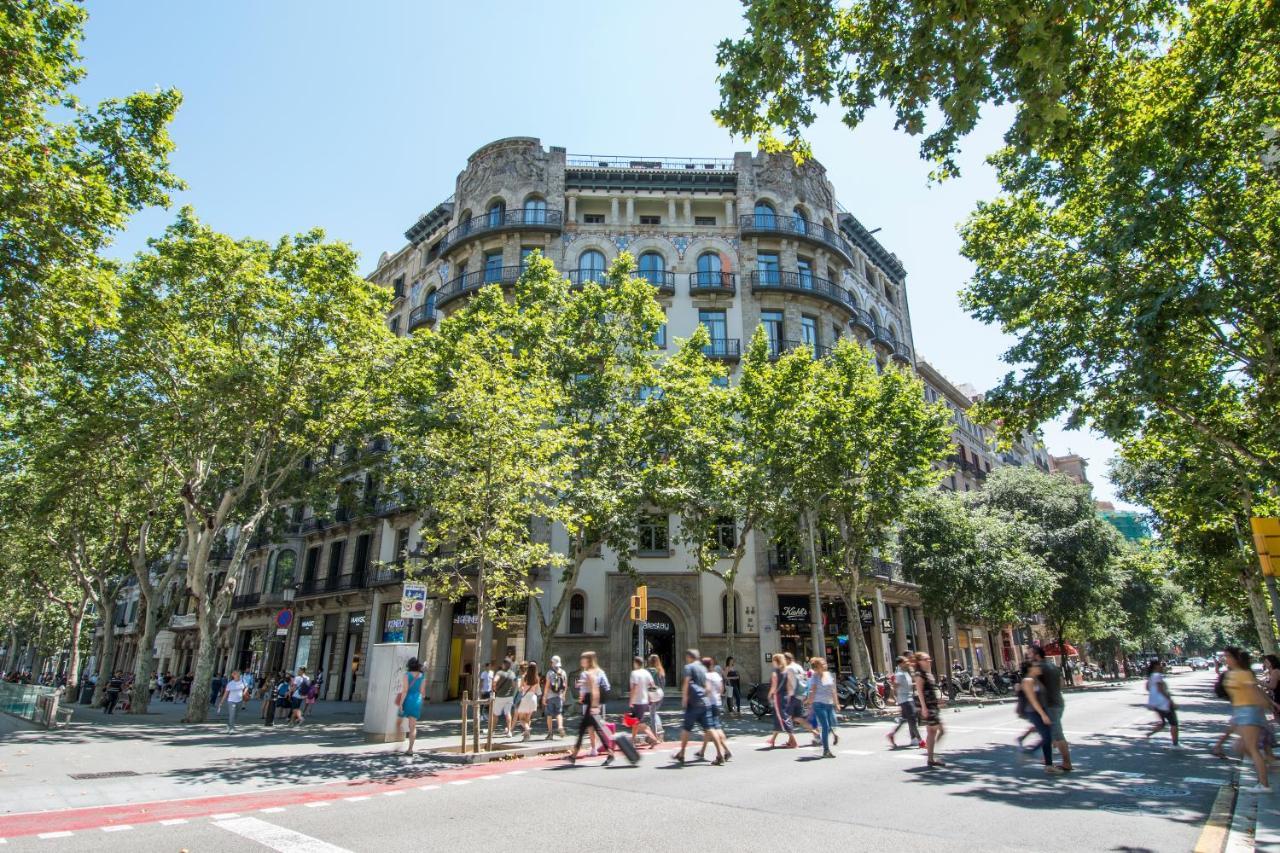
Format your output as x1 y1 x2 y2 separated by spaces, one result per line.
1244 784 1272 794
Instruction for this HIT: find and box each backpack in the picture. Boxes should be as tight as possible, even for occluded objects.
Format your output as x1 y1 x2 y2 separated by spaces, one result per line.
276 681 290 701
792 669 810 699
596 674 611 703
1213 672 1228 700
293 677 310 699
547 668 566 694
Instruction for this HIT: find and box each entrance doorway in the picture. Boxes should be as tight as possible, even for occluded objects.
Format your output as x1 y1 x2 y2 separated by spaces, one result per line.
633 610 676 685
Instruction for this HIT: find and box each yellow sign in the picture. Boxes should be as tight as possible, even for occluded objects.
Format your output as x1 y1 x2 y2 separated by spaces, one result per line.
1250 517 1280 578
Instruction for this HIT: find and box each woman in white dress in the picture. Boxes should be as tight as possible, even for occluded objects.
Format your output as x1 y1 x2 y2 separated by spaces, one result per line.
514 661 542 742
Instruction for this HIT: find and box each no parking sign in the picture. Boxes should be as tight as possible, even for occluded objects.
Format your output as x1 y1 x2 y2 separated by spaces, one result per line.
401 583 427 619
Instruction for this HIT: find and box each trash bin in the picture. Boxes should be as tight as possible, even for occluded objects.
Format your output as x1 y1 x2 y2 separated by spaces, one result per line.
79 680 95 705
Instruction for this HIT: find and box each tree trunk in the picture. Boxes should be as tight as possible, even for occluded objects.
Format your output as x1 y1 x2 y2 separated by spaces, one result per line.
535 549 588 670
128 596 164 714
723 572 737 671
183 604 220 723
63 598 88 695
92 599 118 706
840 583 874 679
1243 567 1278 654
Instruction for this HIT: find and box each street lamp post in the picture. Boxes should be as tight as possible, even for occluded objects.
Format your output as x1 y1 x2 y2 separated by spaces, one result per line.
281 583 300 673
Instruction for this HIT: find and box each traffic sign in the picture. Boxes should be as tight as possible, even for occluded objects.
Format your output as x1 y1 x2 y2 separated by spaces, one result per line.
274 609 293 629
401 583 428 619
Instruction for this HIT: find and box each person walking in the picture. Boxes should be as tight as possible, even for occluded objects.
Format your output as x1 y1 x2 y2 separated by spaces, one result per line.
783 652 820 742
515 661 542 742
725 657 742 716
543 656 568 739
804 657 840 758
394 657 426 755
569 651 622 765
479 662 494 701
1019 659 1055 771
695 655 731 761
303 677 320 719
103 671 124 715
491 659 516 738
1029 645 1072 771
886 656 923 749
216 670 247 734
645 654 667 743
288 667 310 727
766 653 797 749
913 652 945 768
1144 659 1180 747
1220 647 1272 792
628 657 659 747
674 649 722 765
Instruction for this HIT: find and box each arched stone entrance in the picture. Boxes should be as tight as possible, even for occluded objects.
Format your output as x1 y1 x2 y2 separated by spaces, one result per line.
605 579 699 685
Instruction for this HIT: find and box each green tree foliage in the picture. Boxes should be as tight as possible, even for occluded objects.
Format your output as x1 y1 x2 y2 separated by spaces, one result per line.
1 0 181 372
387 263 571 698
899 490 1054 630
117 210 394 721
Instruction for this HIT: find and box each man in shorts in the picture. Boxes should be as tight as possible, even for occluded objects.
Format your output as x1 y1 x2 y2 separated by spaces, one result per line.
544 655 568 739
675 649 726 765
1030 645 1073 772
628 656 659 746
491 659 516 737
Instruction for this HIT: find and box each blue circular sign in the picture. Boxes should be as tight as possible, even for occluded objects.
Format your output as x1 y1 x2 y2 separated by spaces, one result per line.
275 609 293 629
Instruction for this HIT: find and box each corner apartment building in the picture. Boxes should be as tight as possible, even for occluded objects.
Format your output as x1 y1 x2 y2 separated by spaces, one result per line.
229 137 951 701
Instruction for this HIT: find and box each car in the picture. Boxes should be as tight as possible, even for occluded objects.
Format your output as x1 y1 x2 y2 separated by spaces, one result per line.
1185 656 1210 670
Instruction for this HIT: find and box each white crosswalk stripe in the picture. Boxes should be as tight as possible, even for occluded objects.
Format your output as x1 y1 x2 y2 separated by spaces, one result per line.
215 816 355 853
159 819 189 826
101 825 133 832
37 832 73 840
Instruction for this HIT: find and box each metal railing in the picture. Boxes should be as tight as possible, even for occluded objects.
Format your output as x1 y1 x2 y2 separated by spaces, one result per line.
407 303 434 332
849 308 874 332
892 340 912 362
688 271 736 294
567 154 734 171
566 268 608 287
369 565 406 586
738 214 854 261
749 270 859 313
702 338 741 359
232 592 261 610
435 265 524 310
871 324 893 345
635 269 676 292
439 209 563 253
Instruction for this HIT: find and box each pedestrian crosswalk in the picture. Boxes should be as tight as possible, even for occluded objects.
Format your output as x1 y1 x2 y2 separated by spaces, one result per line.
215 816 354 853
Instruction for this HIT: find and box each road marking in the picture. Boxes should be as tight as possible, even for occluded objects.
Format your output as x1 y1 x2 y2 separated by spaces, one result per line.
479 775 503 781
448 780 472 786
215 816 355 853
383 790 406 796
159 819 188 826
505 770 527 775
303 801 331 808
1185 777 1228 786
343 796 371 802
211 812 241 820
419 784 440 791
260 807 287 814
37 832 73 840
101 825 133 832
1194 782 1237 853
841 749 874 755
890 752 921 761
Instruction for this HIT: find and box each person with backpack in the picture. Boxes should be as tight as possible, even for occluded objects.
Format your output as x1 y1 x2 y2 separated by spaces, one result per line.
568 651 620 765
394 657 426 755
288 667 310 727
784 652 819 743
543 656 568 740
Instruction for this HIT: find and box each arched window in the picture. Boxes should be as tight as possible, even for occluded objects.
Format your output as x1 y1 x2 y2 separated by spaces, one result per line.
487 199 506 227
695 252 723 287
423 289 437 316
457 209 473 235
578 249 606 284
721 592 742 634
523 196 547 224
793 206 809 235
637 252 666 286
753 200 775 227
568 593 586 634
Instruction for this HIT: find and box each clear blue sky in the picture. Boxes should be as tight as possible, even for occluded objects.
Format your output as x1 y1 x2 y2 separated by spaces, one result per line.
80 0 1129 504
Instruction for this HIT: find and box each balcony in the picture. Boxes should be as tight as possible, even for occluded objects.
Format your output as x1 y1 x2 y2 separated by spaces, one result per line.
634 269 676 294
688 271 736 296
702 338 741 361
749 271 859 314
871 324 893 346
169 614 197 630
767 339 828 360
435 264 524 311
891 340 912 364
738 214 854 263
299 572 367 597
849 308 874 335
566 268 607 288
872 559 909 585
232 592 261 610
439 208 563 255
369 565 406 586
407 303 434 333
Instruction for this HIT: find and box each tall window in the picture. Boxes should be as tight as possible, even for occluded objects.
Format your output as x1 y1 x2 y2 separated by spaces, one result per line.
714 516 736 552
523 196 547 224
568 593 585 634
655 309 667 349
756 252 780 285
695 252 723 287
484 251 504 282
271 550 296 593
487 200 505 227
579 249 606 283
699 309 728 352
761 310 784 355
753 200 775 227
637 514 669 555
793 206 808 235
797 258 814 289
637 252 665 286
423 289 436 316
800 315 818 355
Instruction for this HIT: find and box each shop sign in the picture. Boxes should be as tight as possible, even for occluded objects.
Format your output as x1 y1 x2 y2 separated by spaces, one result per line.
777 595 810 624
858 602 875 627
880 618 894 634
348 613 366 628
453 614 480 625
640 621 671 633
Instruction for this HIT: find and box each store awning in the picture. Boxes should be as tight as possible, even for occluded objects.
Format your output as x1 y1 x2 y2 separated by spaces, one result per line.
1041 642 1079 657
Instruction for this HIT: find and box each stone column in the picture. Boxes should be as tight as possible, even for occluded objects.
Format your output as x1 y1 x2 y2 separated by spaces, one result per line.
625 197 635 226
418 599 445 702
894 604 908 656
567 194 577 221
724 199 735 224
667 198 676 224
609 197 619 225
683 199 692 224
914 610 928 655
872 588 891 675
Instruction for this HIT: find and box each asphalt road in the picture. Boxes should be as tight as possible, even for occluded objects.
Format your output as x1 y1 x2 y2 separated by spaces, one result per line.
2 670 1232 852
